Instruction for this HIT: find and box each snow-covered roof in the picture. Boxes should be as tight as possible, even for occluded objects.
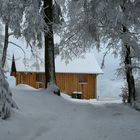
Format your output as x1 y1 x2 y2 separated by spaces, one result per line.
14 52 103 74
55 54 103 74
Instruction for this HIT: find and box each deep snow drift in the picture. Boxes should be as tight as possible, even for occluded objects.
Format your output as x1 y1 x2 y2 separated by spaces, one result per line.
0 77 140 140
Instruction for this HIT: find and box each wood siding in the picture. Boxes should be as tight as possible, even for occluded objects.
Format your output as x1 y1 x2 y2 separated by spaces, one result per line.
15 72 97 99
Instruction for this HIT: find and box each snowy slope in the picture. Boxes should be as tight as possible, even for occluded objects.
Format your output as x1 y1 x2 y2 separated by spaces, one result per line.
0 77 140 140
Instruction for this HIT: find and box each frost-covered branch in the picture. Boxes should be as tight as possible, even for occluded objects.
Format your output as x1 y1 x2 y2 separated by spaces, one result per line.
101 48 110 69
8 32 14 37
8 41 26 55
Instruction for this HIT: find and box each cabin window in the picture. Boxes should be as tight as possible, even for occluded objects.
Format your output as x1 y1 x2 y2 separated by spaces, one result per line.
36 73 45 83
78 74 87 83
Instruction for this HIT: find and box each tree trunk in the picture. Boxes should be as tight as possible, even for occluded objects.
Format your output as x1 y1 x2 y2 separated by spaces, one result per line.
43 0 60 95
121 0 136 105
2 22 9 68
123 26 136 104
124 45 136 103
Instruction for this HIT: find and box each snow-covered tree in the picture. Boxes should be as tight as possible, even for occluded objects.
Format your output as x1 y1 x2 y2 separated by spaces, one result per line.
22 0 62 95
0 0 26 68
0 24 18 120
43 0 64 95
59 0 140 105
0 0 63 95
23 0 45 47
0 0 43 119
0 0 44 67
0 68 18 119
0 21 18 120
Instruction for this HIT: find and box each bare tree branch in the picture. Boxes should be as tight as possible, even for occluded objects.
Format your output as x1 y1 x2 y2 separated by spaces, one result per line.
8 41 25 54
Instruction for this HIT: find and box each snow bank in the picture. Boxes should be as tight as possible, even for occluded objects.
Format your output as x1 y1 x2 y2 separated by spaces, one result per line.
61 93 122 105
5 75 16 88
16 84 38 91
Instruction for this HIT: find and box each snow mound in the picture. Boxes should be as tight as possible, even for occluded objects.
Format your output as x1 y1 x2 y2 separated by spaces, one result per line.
16 84 38 90
61 93 122 105
6 75 16 88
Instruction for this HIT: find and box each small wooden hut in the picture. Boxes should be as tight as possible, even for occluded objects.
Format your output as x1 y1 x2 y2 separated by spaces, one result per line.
11 53 103 99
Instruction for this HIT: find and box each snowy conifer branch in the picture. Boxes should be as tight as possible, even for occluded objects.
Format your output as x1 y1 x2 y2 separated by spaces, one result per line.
0 68 18 119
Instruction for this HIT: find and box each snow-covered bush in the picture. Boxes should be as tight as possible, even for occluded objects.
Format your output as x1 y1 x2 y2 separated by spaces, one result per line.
0 68 18 119
120 84 128 104
120 80 140 110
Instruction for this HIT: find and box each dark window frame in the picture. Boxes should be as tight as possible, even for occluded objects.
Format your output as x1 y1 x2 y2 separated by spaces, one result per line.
36 73 45 83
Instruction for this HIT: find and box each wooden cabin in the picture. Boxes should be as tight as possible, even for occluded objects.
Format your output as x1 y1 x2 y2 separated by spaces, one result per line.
11 53 103 99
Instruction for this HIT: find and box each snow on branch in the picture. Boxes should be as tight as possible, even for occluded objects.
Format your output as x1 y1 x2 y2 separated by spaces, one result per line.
0 68 18 119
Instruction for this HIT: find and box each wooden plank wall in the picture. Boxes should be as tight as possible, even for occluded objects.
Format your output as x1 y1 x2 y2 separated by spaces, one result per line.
16 72 97 99
16 72 36 88
56 73 97 99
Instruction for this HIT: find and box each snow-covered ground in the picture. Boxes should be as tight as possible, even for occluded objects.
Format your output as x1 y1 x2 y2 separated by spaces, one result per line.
0 76 140 140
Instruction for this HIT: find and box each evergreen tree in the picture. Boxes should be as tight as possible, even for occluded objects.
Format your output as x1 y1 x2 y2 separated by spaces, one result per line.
0 67 18 119
10 55 16 77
